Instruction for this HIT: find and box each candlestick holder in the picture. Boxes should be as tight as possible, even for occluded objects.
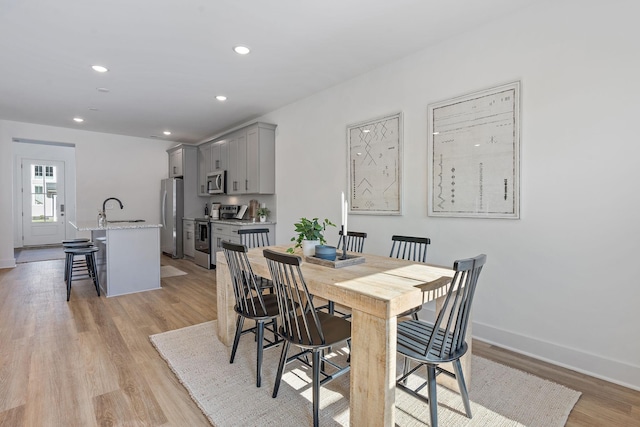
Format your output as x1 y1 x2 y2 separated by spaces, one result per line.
340 225 348 259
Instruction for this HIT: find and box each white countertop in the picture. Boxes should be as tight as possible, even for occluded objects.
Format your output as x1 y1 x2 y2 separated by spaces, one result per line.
69 221 162 231
209 219 276 226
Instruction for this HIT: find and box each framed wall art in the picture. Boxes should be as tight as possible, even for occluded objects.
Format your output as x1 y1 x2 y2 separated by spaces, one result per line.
427 81 520 219
347 112 402 215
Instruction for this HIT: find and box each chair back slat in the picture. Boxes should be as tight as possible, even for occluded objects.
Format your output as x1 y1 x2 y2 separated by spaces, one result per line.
390 235 431 262
421 254 486 359
337 230 367 253
222 241 268 316
238 228 271 248
263 249 325 345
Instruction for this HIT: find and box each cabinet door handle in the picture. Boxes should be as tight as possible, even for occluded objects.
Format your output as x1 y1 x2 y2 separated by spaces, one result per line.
215 159 220 169
173 166 177 174
245 180 248 190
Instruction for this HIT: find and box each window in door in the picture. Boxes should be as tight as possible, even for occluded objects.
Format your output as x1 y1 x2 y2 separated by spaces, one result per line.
30 164 58 222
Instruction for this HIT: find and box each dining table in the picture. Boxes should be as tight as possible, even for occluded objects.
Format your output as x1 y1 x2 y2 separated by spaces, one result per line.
216 245 468 426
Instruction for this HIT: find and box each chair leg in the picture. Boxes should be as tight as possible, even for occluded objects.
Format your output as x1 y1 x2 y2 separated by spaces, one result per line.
312 350 321 427
88 253 100 296
272 341 290 398
411 312 419 321
230 315 244 363
256 320 264 388
427 365 438 427
453 359 472 418
66 253 74 301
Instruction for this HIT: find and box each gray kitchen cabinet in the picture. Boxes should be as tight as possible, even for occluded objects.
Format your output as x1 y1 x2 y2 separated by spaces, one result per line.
210 221 275 265
183 219 195 258
197 142 212 196
199 121 275 195
227 131 247 194
246 123 276 194
211 140 228 172
168 147 183 178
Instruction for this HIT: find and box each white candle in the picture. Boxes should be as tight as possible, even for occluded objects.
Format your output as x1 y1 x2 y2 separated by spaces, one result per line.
344 200 348 236
341 192 345 228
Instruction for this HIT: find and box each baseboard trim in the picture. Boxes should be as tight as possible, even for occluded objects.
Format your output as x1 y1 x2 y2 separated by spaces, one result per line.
0 258 17 269
473 320 640 391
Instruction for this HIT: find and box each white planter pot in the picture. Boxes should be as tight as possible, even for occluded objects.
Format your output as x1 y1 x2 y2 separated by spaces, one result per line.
302 240 320 257
259 215 266 222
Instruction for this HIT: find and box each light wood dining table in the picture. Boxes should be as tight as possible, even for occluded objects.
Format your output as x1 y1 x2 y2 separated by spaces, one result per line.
216 245 464 426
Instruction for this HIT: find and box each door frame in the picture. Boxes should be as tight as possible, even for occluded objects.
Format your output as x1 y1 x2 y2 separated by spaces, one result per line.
13 139 76 248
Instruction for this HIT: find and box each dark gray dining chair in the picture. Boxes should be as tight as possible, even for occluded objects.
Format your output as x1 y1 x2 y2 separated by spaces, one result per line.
396 253 486 427
222 241 281 387
237 228 273 293
390 235 431 319
238 228 271 248
337 230 367 253
263 249 351 427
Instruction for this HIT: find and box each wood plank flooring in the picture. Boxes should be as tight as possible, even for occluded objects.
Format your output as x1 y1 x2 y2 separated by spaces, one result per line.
0 255 638 426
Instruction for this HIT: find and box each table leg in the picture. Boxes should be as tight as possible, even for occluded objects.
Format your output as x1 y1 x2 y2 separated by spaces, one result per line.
216 260 235 346
350 309 396 426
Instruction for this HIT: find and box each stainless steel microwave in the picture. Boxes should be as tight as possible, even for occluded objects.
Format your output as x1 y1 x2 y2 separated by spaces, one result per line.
207 171 226 194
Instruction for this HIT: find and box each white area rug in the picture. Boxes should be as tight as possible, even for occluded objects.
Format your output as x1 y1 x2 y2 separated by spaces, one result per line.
160 265 188 278
150 321 580 427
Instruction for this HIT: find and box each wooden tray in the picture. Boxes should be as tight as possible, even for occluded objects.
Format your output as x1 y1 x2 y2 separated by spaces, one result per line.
305 254 365 268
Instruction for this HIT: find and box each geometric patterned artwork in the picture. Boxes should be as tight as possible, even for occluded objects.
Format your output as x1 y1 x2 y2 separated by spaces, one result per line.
348 112 402 215
428 82 520 218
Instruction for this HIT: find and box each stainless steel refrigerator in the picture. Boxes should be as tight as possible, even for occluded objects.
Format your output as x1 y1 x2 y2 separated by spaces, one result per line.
161 178 184 258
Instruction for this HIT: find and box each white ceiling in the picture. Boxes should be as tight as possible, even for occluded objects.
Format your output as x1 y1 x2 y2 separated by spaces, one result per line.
0 0 536 144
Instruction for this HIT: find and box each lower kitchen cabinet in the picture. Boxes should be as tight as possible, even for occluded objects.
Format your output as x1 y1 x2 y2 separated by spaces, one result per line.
210 221 275 266
183 219 195 258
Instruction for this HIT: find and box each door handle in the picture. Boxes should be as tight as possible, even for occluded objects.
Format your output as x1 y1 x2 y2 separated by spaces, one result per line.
60 204 65 217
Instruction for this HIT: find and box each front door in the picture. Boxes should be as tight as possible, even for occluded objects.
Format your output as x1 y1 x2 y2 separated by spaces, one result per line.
21 159 66 246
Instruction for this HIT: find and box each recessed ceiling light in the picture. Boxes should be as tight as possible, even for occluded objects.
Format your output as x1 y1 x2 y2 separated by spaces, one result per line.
216 95 227 101
233 45 250 55
163 131 171 136
88 107 99 111
97 87 110 93
91 65 108 73
73 117 84 123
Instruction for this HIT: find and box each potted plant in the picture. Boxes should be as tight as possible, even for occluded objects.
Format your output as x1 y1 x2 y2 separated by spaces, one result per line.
288 217 336 256
256 207 270 222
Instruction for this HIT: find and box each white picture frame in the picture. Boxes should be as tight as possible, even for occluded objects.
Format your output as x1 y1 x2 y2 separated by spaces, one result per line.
347 112 402 215
427 81 521 219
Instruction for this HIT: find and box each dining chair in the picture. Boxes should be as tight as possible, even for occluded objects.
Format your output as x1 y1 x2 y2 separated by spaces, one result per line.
238 228 271 248
263 249 351 427
221 241 281 387
396 254 486 427
336 230 367 253
390 235 431 319
237 228 273 293
318 230 369 318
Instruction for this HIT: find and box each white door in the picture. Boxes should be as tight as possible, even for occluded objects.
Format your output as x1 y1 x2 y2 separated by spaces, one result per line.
22 159 66 246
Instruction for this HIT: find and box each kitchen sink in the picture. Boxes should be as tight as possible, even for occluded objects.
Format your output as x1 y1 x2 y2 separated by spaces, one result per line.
107 219 146 223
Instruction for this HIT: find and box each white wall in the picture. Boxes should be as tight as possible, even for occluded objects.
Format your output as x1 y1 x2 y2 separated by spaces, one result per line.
0 120 174 266
259 0 640 389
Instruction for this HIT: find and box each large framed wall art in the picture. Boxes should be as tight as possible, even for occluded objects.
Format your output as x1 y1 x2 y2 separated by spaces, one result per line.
347 112 402 215
427 81 520 219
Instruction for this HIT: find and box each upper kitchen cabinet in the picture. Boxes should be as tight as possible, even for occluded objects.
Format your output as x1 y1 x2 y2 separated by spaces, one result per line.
197 143 212 196
227 122 276 195
211 140 228 172
168 147 184 178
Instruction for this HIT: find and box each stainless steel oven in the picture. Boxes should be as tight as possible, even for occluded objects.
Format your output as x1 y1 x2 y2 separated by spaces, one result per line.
194 219 211 269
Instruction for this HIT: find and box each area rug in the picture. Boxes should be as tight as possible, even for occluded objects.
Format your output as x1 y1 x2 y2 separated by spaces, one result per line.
160 265 188 278
14 246 65 263
150 321 580 427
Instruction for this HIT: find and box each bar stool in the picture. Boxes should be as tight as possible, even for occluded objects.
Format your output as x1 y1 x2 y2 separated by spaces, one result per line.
63 239 91 283
64 245 100 301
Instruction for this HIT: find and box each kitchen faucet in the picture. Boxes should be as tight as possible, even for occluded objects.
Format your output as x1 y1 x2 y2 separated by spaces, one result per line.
101 197 124 222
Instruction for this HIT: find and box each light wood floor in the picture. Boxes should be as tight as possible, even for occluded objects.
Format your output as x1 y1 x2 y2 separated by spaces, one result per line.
0 256 638 426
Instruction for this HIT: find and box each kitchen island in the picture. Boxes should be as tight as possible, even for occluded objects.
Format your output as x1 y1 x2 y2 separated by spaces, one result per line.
70 221 162 297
